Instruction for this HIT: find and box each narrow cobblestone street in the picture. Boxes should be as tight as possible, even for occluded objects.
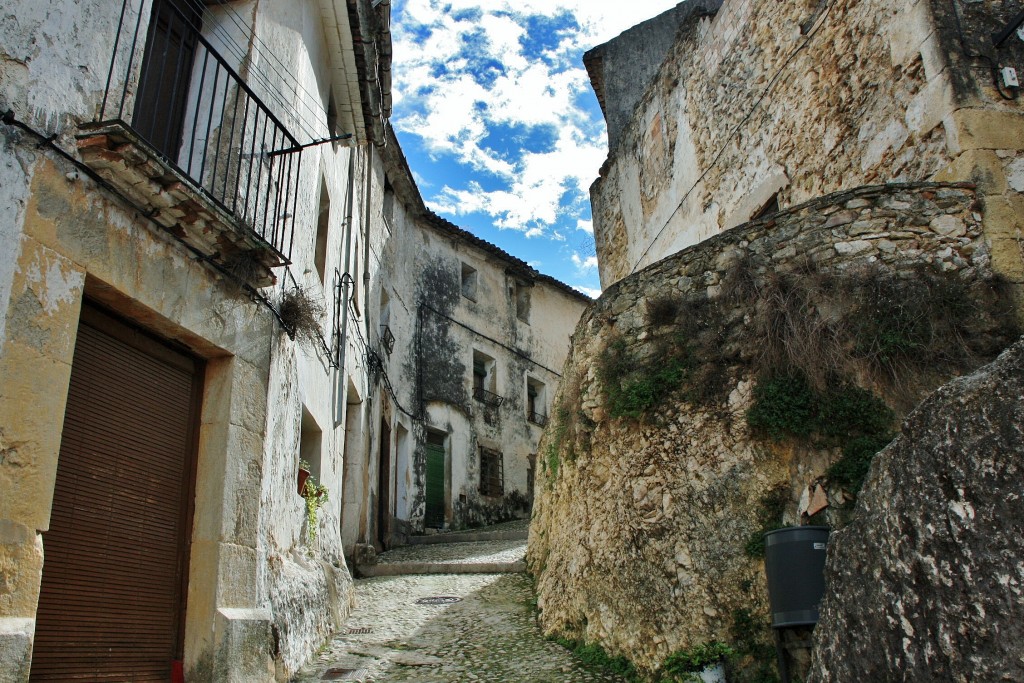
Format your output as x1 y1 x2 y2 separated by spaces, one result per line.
293 530 625 682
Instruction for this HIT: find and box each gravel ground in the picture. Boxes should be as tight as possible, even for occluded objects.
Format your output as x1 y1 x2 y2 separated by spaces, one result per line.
291 573 626 683
375 539 527 566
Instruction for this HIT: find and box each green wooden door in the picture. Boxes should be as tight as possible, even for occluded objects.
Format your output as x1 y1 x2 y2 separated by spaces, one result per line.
425 443 445 528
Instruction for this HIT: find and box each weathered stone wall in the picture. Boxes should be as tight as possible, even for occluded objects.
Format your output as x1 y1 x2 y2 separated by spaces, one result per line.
381 208 588 535
808 336 1024 683
590 0 1024 291
527 182 1017 675
0 0 390 678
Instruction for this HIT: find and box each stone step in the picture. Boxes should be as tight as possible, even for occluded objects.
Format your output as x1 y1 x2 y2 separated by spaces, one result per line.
356 559 526 577
356 538 527 578
406 529 528 545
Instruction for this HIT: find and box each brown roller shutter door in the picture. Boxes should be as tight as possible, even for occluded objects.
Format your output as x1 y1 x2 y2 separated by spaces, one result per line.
30 304 202 682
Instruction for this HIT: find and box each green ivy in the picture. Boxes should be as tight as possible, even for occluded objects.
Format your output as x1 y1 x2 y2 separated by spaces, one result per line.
827 433 894 493
745 373 816 439
552 636 639 680
662 641 734 681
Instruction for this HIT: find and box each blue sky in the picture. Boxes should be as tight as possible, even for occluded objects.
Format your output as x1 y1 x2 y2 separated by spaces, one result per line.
390 0 681 298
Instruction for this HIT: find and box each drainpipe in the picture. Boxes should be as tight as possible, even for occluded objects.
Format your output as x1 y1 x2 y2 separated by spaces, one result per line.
338 146 357 394
363 144 373 341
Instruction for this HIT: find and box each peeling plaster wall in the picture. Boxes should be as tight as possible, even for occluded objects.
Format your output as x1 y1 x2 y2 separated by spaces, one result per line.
0 0 386 680
590 0 1024 291
373 212 588 535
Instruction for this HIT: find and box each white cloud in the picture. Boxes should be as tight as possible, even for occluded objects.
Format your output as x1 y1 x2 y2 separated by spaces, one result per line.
573 285 603 299
576 219 593 234
391 0 679 245
571 253 598 272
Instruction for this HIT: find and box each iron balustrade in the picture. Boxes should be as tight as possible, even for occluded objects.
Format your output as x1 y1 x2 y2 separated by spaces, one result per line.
98 0 302 262
527 411 548 427
472 387 505 408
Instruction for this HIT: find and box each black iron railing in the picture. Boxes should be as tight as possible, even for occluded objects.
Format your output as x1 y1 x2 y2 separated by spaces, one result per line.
380 324 395 355
473 387 505 408
527 411 548 427
98 0 301 262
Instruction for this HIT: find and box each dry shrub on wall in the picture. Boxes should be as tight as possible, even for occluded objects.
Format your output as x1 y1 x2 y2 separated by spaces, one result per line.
221 246 272 288
735 260 1020 405
278 286 326 347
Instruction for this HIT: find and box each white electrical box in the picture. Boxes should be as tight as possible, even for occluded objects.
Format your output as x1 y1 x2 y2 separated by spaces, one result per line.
1002 67 1020 89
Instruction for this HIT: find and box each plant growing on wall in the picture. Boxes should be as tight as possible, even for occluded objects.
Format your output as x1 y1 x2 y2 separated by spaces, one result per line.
279 286 326 347
661 641 735 682
301 474 328 543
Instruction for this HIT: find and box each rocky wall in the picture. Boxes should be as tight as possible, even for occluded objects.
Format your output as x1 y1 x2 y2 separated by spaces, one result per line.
808 336 1024 683
527 182 1018 676
591 0 1024 288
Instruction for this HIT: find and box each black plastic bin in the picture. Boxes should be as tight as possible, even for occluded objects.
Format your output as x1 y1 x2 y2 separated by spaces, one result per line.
764 526 830 628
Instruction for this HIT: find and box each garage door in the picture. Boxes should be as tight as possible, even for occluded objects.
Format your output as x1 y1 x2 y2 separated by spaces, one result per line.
30 304 201 682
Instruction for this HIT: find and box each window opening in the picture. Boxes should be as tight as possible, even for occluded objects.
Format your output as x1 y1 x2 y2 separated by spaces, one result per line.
472 350 503 407
461 263 478 300
752 193 781 221
479 447 504 497
526 377 547 426
315 177 330 284
515 282 531 323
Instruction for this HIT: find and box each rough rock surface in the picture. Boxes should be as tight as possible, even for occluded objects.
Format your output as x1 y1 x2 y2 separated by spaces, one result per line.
527 182 1016 674
809 338 1024 683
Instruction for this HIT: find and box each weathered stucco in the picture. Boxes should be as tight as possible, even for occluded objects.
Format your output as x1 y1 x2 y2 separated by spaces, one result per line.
528 182 1018 676
590 0 1024 291
0 0 393 678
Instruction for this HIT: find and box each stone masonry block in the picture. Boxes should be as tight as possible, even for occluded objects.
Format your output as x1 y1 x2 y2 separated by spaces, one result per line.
0 618 34 683
948 109 1024 154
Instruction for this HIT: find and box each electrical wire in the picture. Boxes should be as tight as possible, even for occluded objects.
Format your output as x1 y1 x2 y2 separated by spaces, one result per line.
949 0 1019 101
627 0 838 277
341 291 420 420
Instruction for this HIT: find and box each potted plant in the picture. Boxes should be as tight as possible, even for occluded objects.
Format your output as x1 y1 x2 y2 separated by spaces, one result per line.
661 641 734 683
300 473 328 542
297 459 311 496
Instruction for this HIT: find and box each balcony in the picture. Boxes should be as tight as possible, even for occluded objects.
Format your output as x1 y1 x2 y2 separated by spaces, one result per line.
527 411 548 427
78 0 302 285
472 387 505 408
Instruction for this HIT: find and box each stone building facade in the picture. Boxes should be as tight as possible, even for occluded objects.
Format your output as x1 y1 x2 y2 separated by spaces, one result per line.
585 0 1024 292
0 1 586 681
530 0 1023 678
340 133 589 553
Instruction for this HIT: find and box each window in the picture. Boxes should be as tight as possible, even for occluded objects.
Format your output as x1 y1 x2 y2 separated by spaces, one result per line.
479 447 504 497
383 179 396 234
526 377 547 426
472 350 503 406
314 177 330 284
299 407 323 483
461 262 478 300
514 281 531 323
379 289 394 355
134 0 202 160
752 193 780 221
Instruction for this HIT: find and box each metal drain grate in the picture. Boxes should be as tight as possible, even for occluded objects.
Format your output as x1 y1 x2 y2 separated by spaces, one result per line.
345 627 372 635
321 667 367 681
415 596 462 605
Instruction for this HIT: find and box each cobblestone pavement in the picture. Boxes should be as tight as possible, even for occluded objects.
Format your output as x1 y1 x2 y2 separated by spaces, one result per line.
375 538 527 566
292 572 626 683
